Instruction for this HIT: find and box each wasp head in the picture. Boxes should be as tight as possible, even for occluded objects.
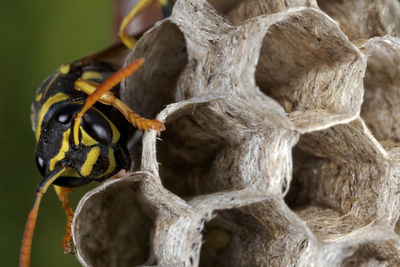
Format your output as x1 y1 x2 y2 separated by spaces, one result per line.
35 102 131 187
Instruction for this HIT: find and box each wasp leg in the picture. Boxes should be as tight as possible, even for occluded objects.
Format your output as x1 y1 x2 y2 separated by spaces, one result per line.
72 60 164 145
54 185 75 254
119 0 157 49
74 78 165 132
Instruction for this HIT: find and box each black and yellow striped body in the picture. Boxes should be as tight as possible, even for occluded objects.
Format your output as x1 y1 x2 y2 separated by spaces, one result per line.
31 63 132 187
20 2 173 266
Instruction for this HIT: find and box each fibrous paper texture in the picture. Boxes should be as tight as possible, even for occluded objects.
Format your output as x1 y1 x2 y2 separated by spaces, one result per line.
72 0 400 266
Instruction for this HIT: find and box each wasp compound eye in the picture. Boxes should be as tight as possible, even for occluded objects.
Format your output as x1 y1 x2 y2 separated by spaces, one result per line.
35 155 46 177
82 109 113 145
56 103 82 124
22 1 170 266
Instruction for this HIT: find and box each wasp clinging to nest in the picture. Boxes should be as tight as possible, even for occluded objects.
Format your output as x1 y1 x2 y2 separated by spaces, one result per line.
19 1 173 266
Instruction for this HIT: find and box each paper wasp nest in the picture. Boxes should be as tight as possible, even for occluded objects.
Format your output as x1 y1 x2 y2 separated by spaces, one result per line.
72 0 400 266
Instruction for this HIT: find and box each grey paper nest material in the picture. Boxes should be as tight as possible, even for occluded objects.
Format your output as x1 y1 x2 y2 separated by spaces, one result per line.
72 0 400 266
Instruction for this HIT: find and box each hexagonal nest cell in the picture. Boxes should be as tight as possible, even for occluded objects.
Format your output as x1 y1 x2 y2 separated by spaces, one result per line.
72 0 400 266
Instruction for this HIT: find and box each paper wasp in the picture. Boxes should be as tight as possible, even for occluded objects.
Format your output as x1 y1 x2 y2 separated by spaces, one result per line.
19 1 173 266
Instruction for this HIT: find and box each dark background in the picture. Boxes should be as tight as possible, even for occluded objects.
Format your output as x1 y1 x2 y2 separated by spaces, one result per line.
1 1 112 266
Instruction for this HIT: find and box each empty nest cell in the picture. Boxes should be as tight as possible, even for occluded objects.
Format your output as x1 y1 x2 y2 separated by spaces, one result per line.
360 36 400 143
73 176 156 266
317 0 400 41
255 10 363 116
207 0 318 25
121 20 188 119
71 0 400 266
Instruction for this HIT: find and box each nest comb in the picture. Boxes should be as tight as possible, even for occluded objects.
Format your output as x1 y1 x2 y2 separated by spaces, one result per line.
72 0 400 266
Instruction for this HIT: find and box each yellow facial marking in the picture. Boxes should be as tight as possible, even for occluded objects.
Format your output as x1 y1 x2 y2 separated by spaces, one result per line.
100 147 116 178
81 127 98 146
41 73 60 102
36 92 69 141
103 114 120 143
35 93 43 102
81 71 103 81
49 129 70 171
80 146 101 177
59 64 71 74
73 106 120 145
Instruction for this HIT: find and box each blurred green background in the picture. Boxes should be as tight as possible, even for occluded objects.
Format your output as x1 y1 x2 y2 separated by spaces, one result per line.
1 1 112 266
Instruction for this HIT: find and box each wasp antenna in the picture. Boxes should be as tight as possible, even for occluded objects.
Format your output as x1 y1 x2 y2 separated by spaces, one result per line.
19 167 66 267
72 58 145 145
